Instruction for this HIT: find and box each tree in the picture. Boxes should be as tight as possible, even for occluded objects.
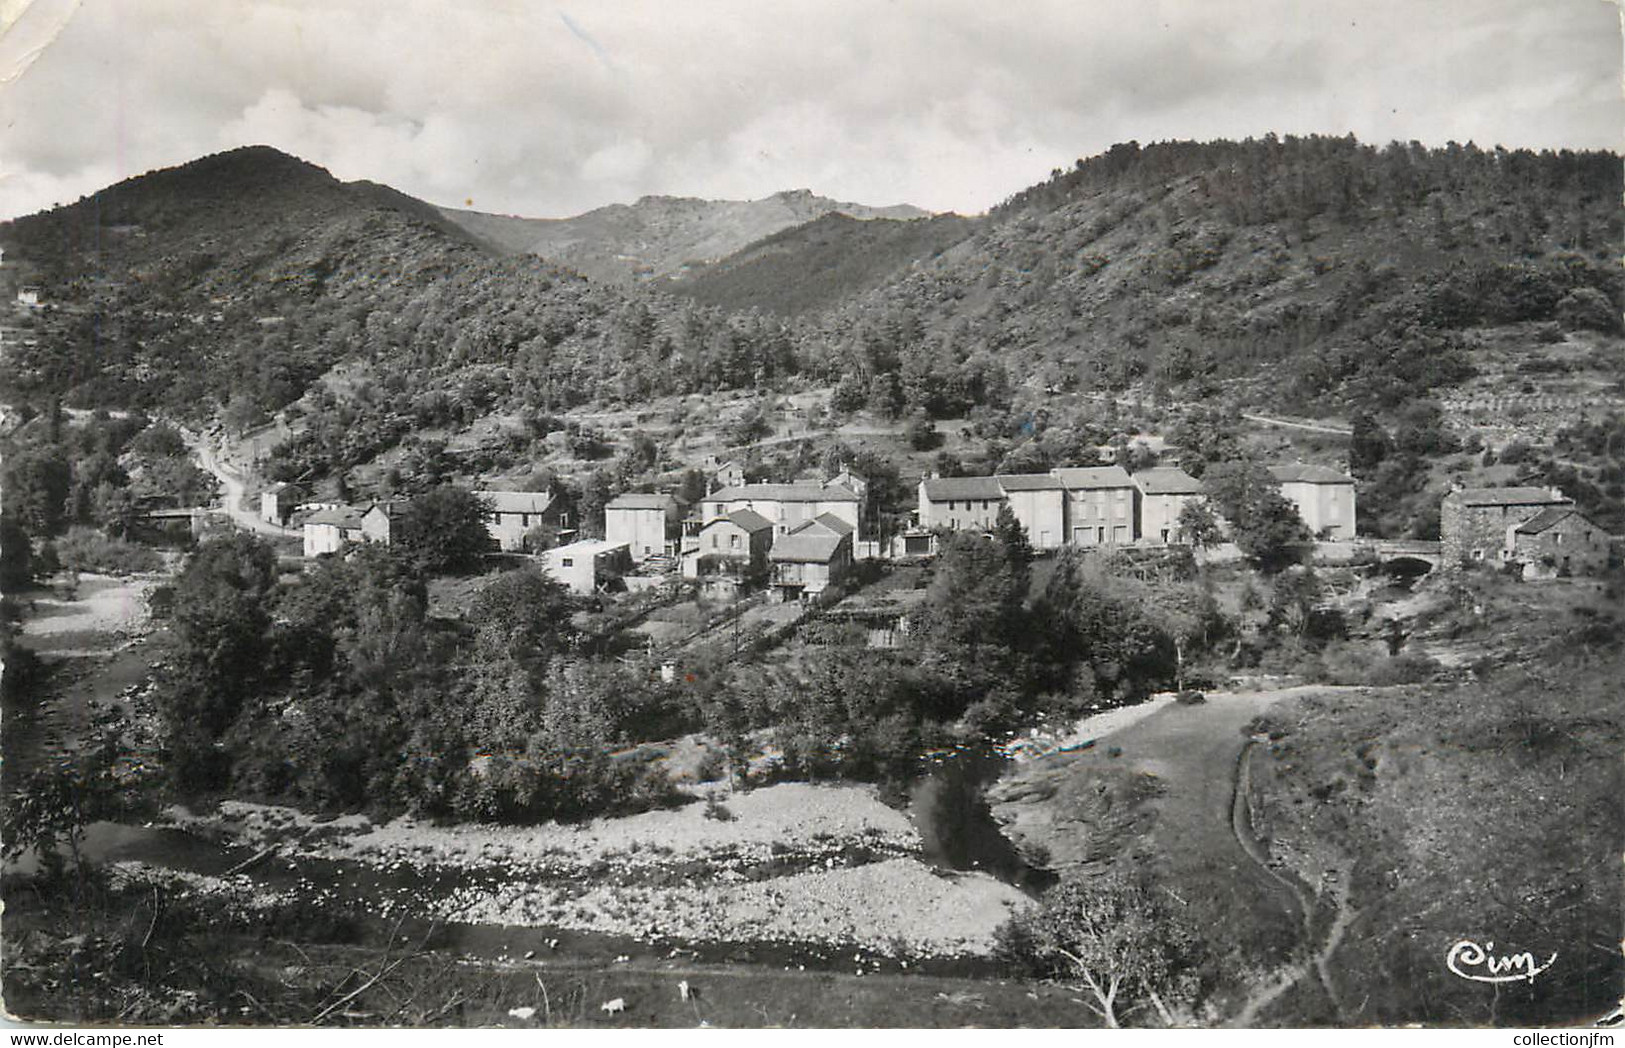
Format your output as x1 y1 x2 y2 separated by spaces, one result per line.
1201 461 1311 574
996 872 1202 1028
394 486 493 574
574 469 615 540
916 525 1031 655
1348 411 1392 480
905 410 941 451
3 448 71 537
155 533 278 789
1176 500 1222 550
1268 567 1323 640
676 468 709 505
1556 286 1621 333
0 515 34 591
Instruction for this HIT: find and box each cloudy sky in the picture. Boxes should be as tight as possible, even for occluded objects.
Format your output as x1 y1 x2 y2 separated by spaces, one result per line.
0 0 1619 220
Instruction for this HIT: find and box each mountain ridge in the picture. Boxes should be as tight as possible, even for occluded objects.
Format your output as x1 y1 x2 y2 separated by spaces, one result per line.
438 189 930 284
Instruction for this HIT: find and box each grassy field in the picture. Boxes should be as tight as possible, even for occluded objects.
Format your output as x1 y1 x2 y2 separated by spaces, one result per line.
990 686 1336 1020
1246 661 1624 1027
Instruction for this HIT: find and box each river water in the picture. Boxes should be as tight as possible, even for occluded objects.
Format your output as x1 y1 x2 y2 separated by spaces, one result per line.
907 747 1055 893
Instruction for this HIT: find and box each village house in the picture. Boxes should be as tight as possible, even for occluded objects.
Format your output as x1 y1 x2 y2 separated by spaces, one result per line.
701 482 862 538
302 506 365 558
769 515 855 602
474 490 568 552
917 476 1006 532
605 492 683 563
1441 486 1574 568
701 456 746 491
1507 505 1610 578
259 482 302 527
685 508 775 590
1270 464 1357 541
1132 466 1206 545
539 539 632 595
1053 465 1138 546
995 474 1066 550
360 501 402 545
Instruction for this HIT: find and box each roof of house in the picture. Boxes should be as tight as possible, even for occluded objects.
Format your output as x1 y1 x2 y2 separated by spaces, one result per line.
548 538 630 557
1052 465 1135 489
702 508 773 533
921 476 1005 501
1447 486 1572 508
995 473 1065 492
1513 506 1589 535
1132 466 1206 495
475 490 555 515
306 506 364 528
708 482 859 504
789 513 856 537
770 533 847 563
606 492 678 511
1269 463 1354 485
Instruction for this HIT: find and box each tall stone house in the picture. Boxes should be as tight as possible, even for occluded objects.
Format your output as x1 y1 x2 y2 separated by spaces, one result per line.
994 474 1067 550
605 491 683 563
1131 466 1206 545
916 476 1006 532
1053 465 1138 546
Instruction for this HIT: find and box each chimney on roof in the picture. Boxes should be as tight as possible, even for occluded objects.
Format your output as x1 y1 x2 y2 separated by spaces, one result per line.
1551 486 1565 501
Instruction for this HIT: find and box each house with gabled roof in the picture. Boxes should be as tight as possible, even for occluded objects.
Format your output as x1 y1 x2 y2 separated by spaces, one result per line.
474 490 568 552
1053 465 1137 546
686 508 775 589
302 505 365 558
360 501 403 546
1507 505 1609 578
605 491 683 562
770 516 855 601
1441 485 1573 568
701 481 861 538
1132 466 1206 545
918 476 1005 533
1270 463 1356 541
995 474 1066 549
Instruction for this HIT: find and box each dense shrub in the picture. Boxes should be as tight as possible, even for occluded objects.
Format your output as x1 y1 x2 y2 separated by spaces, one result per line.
53 527 163 575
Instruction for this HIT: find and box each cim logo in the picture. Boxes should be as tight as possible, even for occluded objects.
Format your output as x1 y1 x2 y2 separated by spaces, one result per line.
1446 939 1558 984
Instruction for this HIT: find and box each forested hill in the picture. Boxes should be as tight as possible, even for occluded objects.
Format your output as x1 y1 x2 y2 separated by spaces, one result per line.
710 136 1624 412
0 146 803 423
439 189 930 285
664 211 977 316
3 137 1621 465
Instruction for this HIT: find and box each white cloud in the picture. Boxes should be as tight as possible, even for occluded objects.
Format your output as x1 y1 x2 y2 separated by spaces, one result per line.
0 0 1618 221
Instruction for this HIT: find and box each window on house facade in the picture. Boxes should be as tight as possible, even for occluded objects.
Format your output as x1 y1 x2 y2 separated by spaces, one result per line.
730 534 740 549
711 535 719 549
561 557 574 567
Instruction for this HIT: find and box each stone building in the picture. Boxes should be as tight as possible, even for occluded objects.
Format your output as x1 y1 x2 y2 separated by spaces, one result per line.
1440 486 1573 569
995 474 1067 550
1507 506 1610 578
1053 465 1137 546
1132 466 1206 545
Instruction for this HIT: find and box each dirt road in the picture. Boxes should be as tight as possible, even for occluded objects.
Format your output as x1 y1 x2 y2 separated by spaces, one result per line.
184 428 295 538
